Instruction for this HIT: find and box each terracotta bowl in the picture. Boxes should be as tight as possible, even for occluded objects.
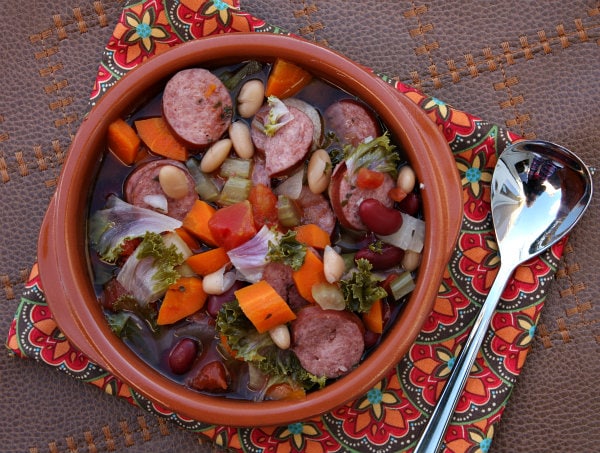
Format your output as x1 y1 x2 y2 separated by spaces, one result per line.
38 33 462 427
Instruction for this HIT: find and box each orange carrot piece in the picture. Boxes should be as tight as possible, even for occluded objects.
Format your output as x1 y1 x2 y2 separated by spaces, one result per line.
107 118 141 165
135 116 188 161
292 249 328 304
175 227 200 250
157 276 207 325
265 382 307 401
294 224 331 249
362 299 383 334
219 334 240 360
186 247 231 276
235 280 297 333
265 58 312 99
182 200 218 246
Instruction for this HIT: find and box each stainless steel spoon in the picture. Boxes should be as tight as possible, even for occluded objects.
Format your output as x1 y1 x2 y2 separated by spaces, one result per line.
414 140 593 453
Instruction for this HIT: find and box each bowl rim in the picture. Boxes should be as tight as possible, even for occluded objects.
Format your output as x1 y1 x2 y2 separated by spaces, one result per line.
38 32 462 427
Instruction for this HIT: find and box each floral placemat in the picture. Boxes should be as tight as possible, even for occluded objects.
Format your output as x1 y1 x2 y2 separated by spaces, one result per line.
6 1 565 452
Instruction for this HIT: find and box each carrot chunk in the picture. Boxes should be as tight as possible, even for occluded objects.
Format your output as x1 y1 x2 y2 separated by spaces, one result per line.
157 276 207 325
175 227 200 250
362 298 383 334
135 116 188 161
107 118 141 165
186 247 231 276
265 58 312 99
292 249 328 304
294 223 331 250
182 200 218 246
235 280 296 333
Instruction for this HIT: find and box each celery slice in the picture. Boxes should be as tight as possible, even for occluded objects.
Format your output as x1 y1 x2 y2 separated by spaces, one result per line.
185 158 220 202
277 195 301 227
389 271 415 301
218 176 251 206
219 158 253 179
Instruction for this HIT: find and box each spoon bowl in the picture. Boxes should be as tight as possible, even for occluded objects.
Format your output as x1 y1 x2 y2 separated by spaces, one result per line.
414 140 593 452
492 140 592 266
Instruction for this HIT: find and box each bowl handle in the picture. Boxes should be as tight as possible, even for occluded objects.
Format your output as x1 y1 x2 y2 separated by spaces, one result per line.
38 196 108 368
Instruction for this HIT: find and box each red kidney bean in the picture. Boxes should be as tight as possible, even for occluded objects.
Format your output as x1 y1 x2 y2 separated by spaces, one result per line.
168 338 198 375
355 243 405 270
206 280 246 317
397 192 420 216
363 329 380 349
358 198 403 235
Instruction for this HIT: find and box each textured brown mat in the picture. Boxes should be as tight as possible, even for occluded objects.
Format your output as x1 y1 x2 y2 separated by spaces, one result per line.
1 1 598 452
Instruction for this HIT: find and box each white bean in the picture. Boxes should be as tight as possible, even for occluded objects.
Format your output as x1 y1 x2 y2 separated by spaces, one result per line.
307 149 332 194
402 250 422 272
229 121 255 159
200 138 232 173
396 165 416 194
268 324 291 350
237 79 265 118
323 245 346 283
158 165 190 199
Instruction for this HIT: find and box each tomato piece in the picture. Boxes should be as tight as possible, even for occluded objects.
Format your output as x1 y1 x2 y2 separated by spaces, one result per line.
248 183 279 229
356 167 385 190
265 58 312 99
207 200 257 250
388 186 408 203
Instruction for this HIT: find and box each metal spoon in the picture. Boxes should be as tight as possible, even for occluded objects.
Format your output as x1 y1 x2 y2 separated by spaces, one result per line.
414 140 593 453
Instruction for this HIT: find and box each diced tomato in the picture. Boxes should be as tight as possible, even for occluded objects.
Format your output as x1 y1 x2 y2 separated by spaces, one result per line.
381 273 400 298
388 187 408 203
248 183 279 229
207 200 257 250
101 278 129 311
356 167 385 189
116 237 143 266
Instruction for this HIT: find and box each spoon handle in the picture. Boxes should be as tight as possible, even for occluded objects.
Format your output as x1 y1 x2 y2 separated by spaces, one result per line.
413 262 516 453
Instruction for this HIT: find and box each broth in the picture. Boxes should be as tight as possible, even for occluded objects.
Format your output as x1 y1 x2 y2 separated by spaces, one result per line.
87 60 422 400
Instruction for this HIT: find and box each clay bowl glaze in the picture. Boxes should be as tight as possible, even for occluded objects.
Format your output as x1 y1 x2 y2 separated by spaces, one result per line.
38 33 462 427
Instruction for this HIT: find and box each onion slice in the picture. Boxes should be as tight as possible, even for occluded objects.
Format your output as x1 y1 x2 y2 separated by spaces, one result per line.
227 226 277 282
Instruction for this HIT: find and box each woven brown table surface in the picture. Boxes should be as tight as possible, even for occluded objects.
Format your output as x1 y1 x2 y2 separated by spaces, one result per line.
1 1 598 452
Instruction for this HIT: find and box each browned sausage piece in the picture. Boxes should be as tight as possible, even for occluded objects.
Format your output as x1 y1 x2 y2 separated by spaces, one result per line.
162 68 233 148
188 360 230 392
262 262 309 311
291 305 365 378
251 104 313 177
297 186 336 235
324 99 381 147
328 163 396 231
124 159 196 220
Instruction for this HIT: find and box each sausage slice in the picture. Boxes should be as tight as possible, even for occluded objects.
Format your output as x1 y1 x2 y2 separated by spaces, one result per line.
291 305 365 378
324 99 381 147
162 68 233 148
297 186 336 235
251 104 314 177
124 159 196 220
328 163 396 231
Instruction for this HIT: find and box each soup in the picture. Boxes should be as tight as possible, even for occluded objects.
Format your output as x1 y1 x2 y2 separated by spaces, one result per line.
87 59 424 401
